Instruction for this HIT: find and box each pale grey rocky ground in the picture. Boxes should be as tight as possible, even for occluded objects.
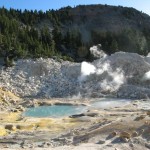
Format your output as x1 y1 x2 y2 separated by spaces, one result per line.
1 48 150 99
0 99 150 150
0 47 150 149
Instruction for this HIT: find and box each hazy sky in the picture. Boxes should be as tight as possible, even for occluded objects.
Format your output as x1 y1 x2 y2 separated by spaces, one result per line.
0 0 150 15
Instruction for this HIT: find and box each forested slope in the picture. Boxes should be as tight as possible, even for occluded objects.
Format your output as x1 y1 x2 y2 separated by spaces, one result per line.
0 4 150 63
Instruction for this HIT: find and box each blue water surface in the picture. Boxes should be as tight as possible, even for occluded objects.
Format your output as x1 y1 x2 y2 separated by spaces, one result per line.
24 98 132 118
23 105 85 118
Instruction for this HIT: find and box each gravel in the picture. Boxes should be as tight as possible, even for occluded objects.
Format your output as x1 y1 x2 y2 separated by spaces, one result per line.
1 51 150 99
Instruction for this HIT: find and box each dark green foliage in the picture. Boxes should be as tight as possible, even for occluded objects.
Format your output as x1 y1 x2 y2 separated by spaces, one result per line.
63 30 82 49
0 6 75 60
91 29 149 55
52 25 63 49
0 7 72 61
0 5 150 63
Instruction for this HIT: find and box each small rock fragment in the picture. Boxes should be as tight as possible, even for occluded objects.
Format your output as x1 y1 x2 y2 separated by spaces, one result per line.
146 111 150 116
145 143 150 149
135 115 146 121
129 143 134 147
97 140 105 144
111 131 118 137
121 137 129 143
132 131 138 137
120 131 131 139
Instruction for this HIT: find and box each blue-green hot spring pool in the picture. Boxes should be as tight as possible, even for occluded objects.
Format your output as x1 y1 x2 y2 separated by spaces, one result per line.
23 98 131 118
23 105 85 118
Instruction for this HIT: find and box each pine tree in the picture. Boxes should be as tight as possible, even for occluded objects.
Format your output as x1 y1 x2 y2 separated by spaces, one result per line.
110 39 118 52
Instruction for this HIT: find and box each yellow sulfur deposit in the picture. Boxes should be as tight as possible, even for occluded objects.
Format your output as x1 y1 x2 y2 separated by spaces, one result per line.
0 127 7 136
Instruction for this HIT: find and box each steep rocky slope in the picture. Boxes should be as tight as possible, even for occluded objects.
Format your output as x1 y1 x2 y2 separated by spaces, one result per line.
1 50 150 99
60 4 150 42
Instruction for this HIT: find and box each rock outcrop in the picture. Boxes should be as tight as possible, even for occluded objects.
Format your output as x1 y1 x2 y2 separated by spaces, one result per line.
1 52 150 99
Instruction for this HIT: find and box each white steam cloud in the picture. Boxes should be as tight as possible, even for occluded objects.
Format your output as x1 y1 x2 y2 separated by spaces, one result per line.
90 44 107 59
78 62 96 81
96 62 125 92
78 60 126 94
142 71 150 81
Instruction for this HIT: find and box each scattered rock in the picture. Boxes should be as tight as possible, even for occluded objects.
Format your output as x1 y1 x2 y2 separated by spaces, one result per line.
5 124 16 131
132 131 138 137
16 105 24 111
135 115 146 121
129 143 134 147
121 137 129 143
16 125 21 129
120 131 131 139
69 113 85 118
138 129 145 135
41 142 51 148
146 111 150 116
106 144 113 147
145 143 150 149
85 112 99 117
111 131 118 137
97 140 105 144
1 52 150 99
145 121 149 125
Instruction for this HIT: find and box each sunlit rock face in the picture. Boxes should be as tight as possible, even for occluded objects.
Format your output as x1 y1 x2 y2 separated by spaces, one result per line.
77 52 150 98
1 51 150 99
